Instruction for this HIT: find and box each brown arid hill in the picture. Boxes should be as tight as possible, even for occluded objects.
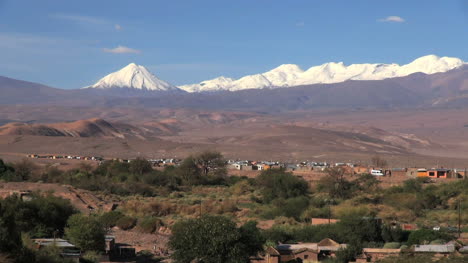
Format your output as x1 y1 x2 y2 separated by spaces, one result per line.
0 182 114 213
0 118 150 139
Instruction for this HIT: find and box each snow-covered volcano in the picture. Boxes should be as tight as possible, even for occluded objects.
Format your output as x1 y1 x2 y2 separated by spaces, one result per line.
179 55 466 92
84 63 182 92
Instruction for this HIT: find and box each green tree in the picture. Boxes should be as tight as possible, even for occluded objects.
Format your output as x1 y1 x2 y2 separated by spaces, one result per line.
192 151 227 177
176 156 202 185
12 158 37 181
0 159 14 175
338 215 383 244
335 243 363 263
0 194 76 238
129 157 153 176
317 167 355 199
406 229 453 245
65 214 105 252
99 211 124 230
256 169 309 203
169 215 264 263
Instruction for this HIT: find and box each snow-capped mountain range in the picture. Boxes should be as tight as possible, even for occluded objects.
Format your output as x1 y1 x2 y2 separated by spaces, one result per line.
179 55 466 92
84 63 180 92
84 55 466 93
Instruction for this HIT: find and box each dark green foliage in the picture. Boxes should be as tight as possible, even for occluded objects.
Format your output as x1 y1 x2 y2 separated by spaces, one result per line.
0 212 22 253
129 157 153 176
406 229 454 245
338 215 383 244
381 225 408 243
169 215 264 263
0 159 17 181
65 214 105 252
255 169 309 203
0 194 76 238
0 159 14 174
137 217 164 234
316 167 355 199
99 211 124 230
335 243 363 263
262 215 385 245
116 216 137 230
12 159 37 181
191 151 227 177
377 254 468 263
10 153 230 196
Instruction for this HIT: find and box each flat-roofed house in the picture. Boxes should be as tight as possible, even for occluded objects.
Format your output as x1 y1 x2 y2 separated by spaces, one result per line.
276 243 319 262
414 244 455 258
33 238 80 262
426 168 450 179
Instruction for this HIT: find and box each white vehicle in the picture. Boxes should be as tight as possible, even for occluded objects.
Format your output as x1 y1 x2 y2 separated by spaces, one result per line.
370 169 384 176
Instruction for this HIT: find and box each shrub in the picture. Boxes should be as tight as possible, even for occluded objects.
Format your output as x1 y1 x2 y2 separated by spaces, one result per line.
81 251 101 263
116 216 137 230
65 214 105 252
137 217 164 234
407 229 453 245
383 242 401 249
99 211 124 229
255 169 309 203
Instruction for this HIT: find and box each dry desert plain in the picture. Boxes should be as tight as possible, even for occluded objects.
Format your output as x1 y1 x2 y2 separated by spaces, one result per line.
1 106 468 167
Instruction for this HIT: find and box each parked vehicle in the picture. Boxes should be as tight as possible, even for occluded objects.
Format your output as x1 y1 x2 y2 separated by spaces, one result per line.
370 169 384 176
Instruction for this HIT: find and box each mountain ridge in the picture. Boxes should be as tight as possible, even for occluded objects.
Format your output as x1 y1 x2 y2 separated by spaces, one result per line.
179 55 466 92
84 63 183 92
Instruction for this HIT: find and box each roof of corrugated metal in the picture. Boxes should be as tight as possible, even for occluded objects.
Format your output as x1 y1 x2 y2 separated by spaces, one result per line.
414 245 455 253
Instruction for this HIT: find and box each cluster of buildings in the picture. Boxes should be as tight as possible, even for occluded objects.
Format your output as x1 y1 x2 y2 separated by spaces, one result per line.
24 153 467 179
251 238 467 263
148 158 181 167
27 154 103 162
228 160 337 171
32 235 136 263
227 159 466 179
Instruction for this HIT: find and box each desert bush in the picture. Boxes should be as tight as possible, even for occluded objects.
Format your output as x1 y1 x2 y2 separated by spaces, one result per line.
230 180 252 195
255 169 309 203
116 216 137 230
406 229 453 245
99 211 124 229
136 217 164 233
81 251 101 263
383 242 401 249
148 201 178 216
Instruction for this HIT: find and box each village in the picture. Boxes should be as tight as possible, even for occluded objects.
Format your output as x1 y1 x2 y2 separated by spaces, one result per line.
26 153 468 180
10 153 466 262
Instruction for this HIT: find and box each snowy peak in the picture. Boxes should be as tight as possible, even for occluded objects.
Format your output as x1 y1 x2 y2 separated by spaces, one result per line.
84 63 181 92
178 55 466 92
180 76 234 93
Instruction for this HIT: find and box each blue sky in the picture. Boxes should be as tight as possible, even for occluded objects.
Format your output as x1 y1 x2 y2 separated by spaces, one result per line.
0 0 467 89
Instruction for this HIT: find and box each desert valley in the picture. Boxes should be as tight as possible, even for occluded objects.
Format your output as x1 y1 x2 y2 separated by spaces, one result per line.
1 55 468 167
1 2 468 262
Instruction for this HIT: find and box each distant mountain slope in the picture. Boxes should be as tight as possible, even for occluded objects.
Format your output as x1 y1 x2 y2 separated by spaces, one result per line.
0 76 69 104
0 118 146 138
179 55 466 92
110 65 468 111
83 63 183 93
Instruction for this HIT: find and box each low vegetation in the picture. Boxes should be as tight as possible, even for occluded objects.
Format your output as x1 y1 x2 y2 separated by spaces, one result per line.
0 151 467 262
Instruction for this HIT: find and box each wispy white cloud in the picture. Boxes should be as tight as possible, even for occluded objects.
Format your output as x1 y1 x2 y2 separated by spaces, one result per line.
51 13 109 25
0 33 73 53
103 45 141 54
296 21 305 27
51 13 124 31
378 16 405 23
